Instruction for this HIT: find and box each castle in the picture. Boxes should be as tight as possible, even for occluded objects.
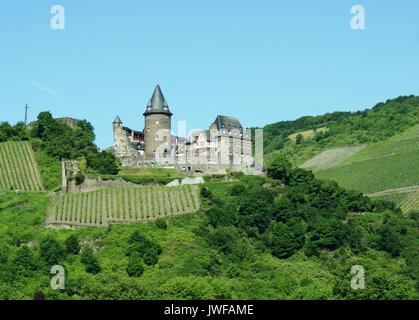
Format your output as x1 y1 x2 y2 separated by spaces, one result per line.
113 85 254 173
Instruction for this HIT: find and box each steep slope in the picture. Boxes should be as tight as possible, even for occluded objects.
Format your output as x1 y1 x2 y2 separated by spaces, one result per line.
315 125 419 212
0 141 44 192
263 95 419 165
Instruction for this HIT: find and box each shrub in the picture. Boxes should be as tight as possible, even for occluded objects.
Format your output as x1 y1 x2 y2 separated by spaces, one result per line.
126 230 162 266
126 253 145 277
65 235 80 255
200 187 213 199
155 219 168 230
86 151 119 175
81 248 101 274
75 172 85 185
230 184 246 196
39 236 65 265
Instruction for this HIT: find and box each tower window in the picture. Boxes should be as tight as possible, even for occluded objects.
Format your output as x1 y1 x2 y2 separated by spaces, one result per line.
156 121 160 125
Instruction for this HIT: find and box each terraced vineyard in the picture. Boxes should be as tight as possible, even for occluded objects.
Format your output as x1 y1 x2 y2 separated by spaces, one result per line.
373 190 419 214
316 125 419 193
46 185 201 227
0 141 44 192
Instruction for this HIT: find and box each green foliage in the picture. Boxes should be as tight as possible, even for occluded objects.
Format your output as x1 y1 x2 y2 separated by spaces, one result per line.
86 151 119 175
65 235 80 255
39 236 65 266
0 121 30 142
75 172 85 186
264 95 419 164
307 218 345 252
126 230 162 266
333 251 417 299
0 188 417 300
33 149 61 191
117 167 181 185
200 186 213 199
81 248 101 274
126 252 145 277
262 220 305 259
267 156 293 183
155 219 168 230
230 184 246 196
295 133 304 145
11 247 39 273
377 219 402 257
206 204 237 228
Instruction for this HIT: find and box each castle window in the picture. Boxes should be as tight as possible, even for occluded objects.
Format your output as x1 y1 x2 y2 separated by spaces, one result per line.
156 121 160 125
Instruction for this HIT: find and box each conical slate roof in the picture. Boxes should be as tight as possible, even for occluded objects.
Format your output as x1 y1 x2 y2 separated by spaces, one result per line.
143 85 173 116
113 115 122 124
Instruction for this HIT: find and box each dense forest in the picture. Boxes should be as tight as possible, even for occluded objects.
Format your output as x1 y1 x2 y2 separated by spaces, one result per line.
263 95 419 164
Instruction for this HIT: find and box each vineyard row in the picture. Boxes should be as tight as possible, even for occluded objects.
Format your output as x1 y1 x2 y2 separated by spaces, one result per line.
46 185 201 227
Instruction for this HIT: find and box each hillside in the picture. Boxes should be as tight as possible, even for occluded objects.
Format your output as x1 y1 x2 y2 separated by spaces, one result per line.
263 95 419 165
0 169 418 300
315 125 419 212
46 185 200 228
0 141 44 192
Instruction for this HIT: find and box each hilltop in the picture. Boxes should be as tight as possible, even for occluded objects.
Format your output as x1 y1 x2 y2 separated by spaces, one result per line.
315 124 419 213
263 95 419 166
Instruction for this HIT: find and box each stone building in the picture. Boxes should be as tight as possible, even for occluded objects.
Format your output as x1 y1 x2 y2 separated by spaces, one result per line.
113 85 255 172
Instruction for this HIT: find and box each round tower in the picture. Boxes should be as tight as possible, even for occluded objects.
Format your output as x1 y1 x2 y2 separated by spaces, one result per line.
113 115 127 156
143 85 173 161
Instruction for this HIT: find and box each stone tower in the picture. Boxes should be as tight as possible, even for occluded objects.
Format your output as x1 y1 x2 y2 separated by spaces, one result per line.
113 115 128 156
143 85 173 160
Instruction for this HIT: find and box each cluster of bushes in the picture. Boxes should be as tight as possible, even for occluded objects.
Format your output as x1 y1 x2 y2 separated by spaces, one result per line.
4 234 101 280
125 230 162 277
198 157 418 295
0 122 29 142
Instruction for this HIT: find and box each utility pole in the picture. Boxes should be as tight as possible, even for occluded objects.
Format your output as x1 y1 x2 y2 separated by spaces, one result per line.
24 103 29 125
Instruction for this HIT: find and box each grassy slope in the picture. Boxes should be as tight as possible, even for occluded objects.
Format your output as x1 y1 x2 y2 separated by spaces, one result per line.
300 145 366 172
316 125 419 211
0 190 336 300
0 180 416 300
33 149 61 191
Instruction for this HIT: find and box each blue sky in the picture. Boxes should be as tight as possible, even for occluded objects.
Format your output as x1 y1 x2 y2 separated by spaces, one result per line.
1 0 418 148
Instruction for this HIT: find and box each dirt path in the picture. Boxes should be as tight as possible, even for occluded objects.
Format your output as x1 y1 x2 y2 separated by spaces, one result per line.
367 185 419 197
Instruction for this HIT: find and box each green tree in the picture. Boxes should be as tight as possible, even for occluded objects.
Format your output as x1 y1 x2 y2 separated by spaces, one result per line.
295 133 304 145
126 230 162 266
126 253 145 277
39 236 65 265
262 220 305 259
11 247 39 273
81 248 101 274
75 172 85 185
65 235 80 255
86 151 119 175
267 157 293 184
378 223 402 257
